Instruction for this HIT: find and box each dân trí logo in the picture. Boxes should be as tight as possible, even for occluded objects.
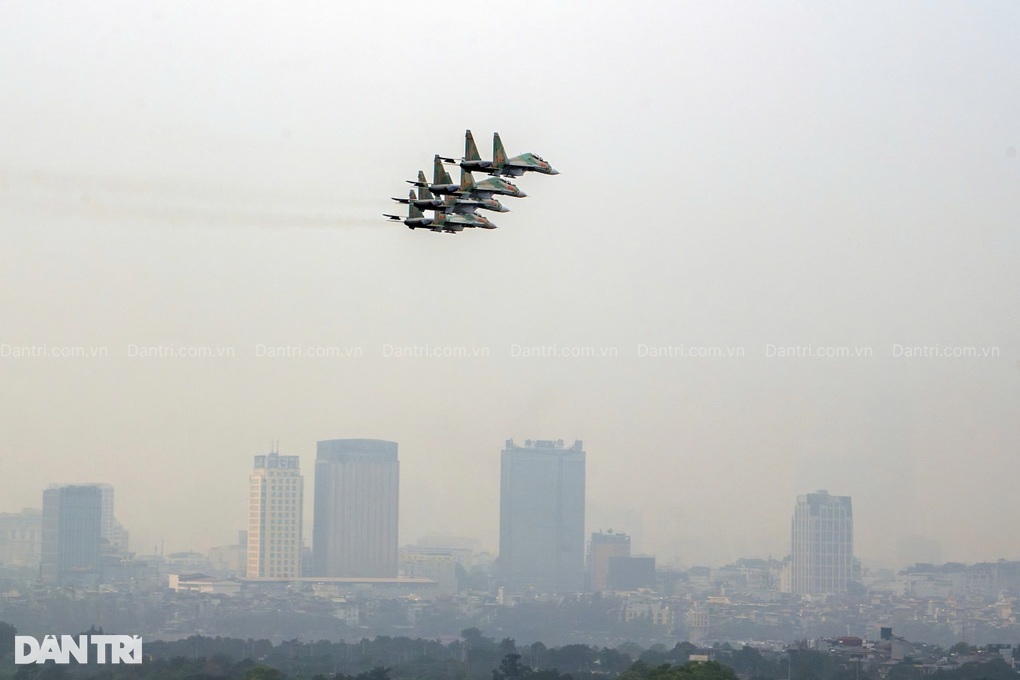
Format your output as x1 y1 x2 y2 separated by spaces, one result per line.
15 635 143 664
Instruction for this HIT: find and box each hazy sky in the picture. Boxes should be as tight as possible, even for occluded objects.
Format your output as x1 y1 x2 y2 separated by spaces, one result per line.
1 2 1018 569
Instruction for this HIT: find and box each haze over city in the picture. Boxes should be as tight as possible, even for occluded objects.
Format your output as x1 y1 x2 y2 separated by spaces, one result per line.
1 2 1018 570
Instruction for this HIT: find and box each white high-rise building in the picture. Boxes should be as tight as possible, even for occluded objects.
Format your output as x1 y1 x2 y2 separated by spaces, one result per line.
247 452 303 578
791 490 853 595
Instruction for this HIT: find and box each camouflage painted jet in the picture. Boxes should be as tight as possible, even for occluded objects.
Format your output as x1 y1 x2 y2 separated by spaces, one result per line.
392 173 510 214
384 190 495 233
452 169 518 210
427 195 499 228
408 155 526 199
441 130 559 177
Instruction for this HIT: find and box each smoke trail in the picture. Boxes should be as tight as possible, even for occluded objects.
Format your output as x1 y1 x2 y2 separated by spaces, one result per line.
2 167 380 229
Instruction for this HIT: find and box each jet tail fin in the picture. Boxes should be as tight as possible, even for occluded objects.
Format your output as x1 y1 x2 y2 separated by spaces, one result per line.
433 155 453 185
406 170 427 188
407 190 423 219
416 171 434 200
460 168 476 192
465 130 481 162
493 132 508 166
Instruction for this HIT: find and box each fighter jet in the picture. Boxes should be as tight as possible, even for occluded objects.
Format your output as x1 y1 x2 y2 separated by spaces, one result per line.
384 190 495 233
393 173 510 214
408 156 526 199
428 196 498 229
441 130 559 177
451 169 519 209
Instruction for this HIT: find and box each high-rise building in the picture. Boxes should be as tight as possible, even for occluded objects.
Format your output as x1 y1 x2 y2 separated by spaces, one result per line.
40 485 103 584
499 438 585 592
247 452 304 578
96 484 130 553
313 439 399 577
589 530 631 591
790 490 854 595
0 509 42 568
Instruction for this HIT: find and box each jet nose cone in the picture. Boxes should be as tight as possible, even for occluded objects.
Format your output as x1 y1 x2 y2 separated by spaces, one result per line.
549 167 560 175
516 188 527 198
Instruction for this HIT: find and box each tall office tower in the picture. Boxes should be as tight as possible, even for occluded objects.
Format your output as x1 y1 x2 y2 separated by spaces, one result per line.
499 439 586 592
589 530 631 591
313 439 399 577
96 484 130 553
40 485 103 584
247 452 304 578
791 490 854 595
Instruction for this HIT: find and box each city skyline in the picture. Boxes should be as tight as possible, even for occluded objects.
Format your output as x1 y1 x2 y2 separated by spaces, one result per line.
0 445 1009 572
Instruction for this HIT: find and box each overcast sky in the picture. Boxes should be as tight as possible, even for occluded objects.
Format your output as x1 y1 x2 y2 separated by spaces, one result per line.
1 1 1018 569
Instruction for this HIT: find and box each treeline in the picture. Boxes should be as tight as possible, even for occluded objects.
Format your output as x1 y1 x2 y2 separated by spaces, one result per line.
1 624 1017 680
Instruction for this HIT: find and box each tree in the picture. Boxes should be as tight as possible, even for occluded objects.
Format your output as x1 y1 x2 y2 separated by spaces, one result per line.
494 654 531 680
0 621 16 662
462 629 486 648
359 666 392 680
500 639 519 658
621 660 738 680
549 645 596 673
528 642 548 669
599 647 633 673
245 665 283 680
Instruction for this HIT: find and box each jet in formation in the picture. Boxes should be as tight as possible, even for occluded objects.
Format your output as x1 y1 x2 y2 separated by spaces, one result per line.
440 130 559 177
384 190 495 233
385 132 557 235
